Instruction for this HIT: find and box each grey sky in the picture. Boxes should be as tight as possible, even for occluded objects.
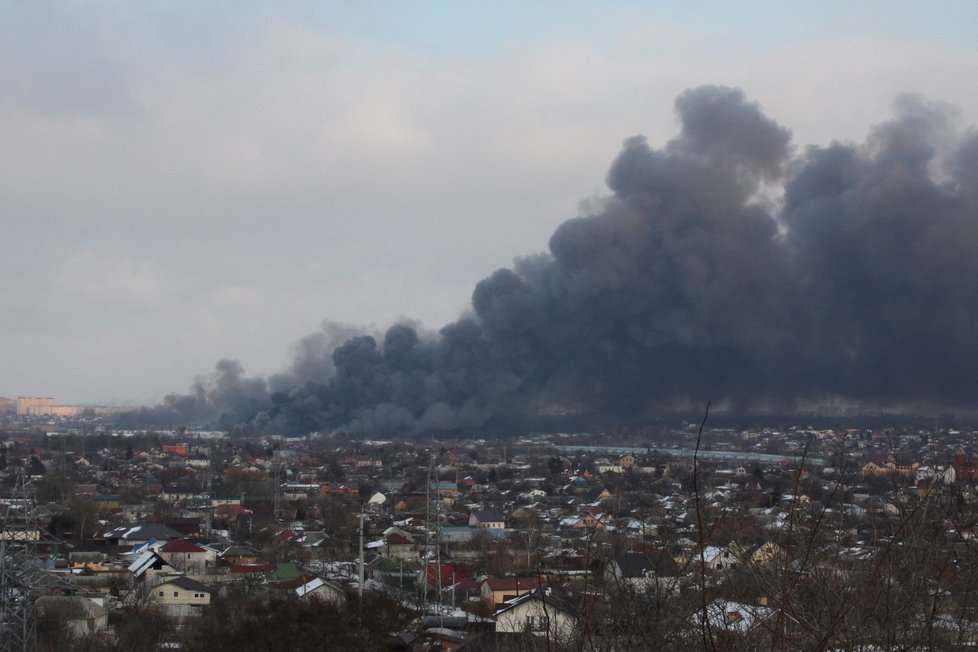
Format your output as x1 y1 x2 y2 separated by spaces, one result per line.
3 1 978 405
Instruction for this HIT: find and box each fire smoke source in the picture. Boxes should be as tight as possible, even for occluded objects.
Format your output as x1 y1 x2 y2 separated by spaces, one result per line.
122 86 978 435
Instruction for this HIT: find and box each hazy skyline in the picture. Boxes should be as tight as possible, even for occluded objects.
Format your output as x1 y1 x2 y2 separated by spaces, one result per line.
4 1 978 406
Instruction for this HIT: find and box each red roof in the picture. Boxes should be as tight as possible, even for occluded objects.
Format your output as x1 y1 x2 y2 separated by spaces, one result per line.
216 504 250 516
231 564 274 574
276 529 298 542
160 538 206 554
426 562 469 585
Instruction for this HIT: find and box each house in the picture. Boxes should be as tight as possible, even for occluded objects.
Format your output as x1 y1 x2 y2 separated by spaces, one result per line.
153 575 212 617
102 522 183 547
700 545 741 571
605 550 680 594
294 576 347 606
558 513 605 530
159 538 209 575
469 510 506 530
161 443 187 457
596 461 623 474
480 576 545 611
684 598 796 647
494 589 578 644
275 528 303 543
162 517 202 538
221 545 259 566
382 528 418 561
425 562 469 589
730 540 785 566
35 596 108 639
211 495 242 507
127 549 176 582
91 493 122 512
584 487 614 504
862 461 919 479
689 598 773 634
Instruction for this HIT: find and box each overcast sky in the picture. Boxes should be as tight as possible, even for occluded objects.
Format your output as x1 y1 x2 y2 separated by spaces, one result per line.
3 1 978 405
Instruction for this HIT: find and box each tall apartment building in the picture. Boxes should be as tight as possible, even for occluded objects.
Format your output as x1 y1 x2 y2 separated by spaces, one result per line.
16 396 55 416
14 396 125 417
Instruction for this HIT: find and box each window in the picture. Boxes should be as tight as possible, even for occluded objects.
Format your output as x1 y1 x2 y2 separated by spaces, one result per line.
524 616 549 631
158 591 164 597
173 592 179 597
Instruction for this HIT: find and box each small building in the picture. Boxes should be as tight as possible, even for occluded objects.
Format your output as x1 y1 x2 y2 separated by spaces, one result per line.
480 576 545 611
294 576 347 607
159 538 209 575
468 510 506 530
605 550 680 594
103 523 183 548
494 589 578 644
153 575 212 618
36 596 108 639
382 528 418 561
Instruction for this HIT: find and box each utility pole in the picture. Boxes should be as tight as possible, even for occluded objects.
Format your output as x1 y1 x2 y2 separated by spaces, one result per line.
422 458 431 613
357 507 365 603
433 461 442 600
272 460 282 522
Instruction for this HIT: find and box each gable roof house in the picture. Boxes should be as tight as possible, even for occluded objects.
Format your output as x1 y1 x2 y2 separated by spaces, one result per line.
469 510 507 530
35 596 108 640
605 550 680 595
558 513 605 530
153 575 213 618
159 538 210 576
684 598 798 648
480 576 545 611
103 523 183 548
294 576 347 607
381 527 418 561
127 549 176 583
494 589 578 645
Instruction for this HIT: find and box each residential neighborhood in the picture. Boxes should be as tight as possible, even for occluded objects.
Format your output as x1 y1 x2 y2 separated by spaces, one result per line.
3 409 978 649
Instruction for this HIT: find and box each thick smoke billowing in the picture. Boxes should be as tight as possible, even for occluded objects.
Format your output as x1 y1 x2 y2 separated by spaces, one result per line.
123 86 978 435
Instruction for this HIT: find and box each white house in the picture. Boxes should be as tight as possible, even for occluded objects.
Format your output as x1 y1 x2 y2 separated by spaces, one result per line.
605 550 680 594
469 510 507 530
494 589 577 644
158 538 209 576
153 575 212 618
295 576 347 607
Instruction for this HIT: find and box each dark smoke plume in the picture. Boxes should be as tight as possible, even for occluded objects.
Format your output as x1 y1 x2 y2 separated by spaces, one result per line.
121 86 978 435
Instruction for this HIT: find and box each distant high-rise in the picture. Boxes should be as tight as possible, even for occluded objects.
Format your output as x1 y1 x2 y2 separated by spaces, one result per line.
16 396 54 416
13 397 127 417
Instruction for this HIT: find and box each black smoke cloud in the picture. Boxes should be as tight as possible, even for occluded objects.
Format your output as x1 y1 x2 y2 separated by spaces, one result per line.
121 86 978 435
